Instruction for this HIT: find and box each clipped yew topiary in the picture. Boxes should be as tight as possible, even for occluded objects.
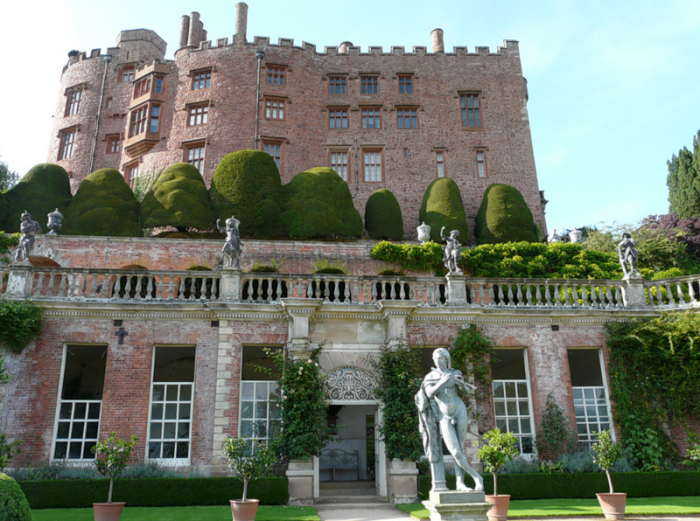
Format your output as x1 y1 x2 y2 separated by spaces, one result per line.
0 163 72 233
140 163 215 232
62 169 141 237
475 183 539 244
0 192 8 227
365 189 404 240
209 150 283 237
418 178 469 242
0 473 33 521
281 167 362 238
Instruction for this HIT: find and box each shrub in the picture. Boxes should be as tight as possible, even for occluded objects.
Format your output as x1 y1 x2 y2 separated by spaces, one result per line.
478 428 519 495
140 163 215 231
311 259 347 274
365 189 403 240
0 193 7 228
592 430 622 494
0 435 22 472
501 457 539 475
0 300 42 353
92 432 138 503
419 178 468 242
210 150 283 237
536 394 577 461
62 169 141 237
281 167 362 238
0 163 72 233
0 473 32 521
475 183 539 244
223 437 275 501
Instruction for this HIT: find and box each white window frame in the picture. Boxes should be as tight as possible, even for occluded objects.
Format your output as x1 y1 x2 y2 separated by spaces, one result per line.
146 345 196 465
239 380 279 453
570 348 615 448
51 343 106 462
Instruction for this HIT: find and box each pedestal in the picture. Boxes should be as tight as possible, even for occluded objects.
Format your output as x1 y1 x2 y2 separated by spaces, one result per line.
621 273 646 308
5 264 32 298
446 273 467 306
286 459 314 506
219 268 241 302
387 459 418 504
423 491 492 521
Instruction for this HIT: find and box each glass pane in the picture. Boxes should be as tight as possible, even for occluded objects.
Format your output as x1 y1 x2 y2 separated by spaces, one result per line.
508 419 520 434
164 422 176 439
179 403 191 420
254 421 267 438
598 406 608 416
522 436 534 454
586 406 596 417
85 422 99 439
242 382 254 399
153 385 165 401
60 403 72 420
584 388 595 400
601 423 610 432
256 401 268 420
516 382 528 397
180 385 192 401
152 403 163 420
520 418 531 434
88 403 100 419
176 442 189 458
577 424 587 434
69 442 82 459
148 442 161 459
178 422 190 439
74 403 87 419
268 382 278 396
240 420 253 437
166 385 178 401
596 388 607 401
162 442 175 458
494 401 505 416
255 383 268 400
493 382 504 398
496 419 506 431
572 388 582 400
165 404 177 420
506 401 517 415
504 382 516 397
83 441 96 459
54 442 68 459
57 422 70 438
150 422 162 439
519 400 529 415
242 401 254 419
270 403 281 419
71 422 85 439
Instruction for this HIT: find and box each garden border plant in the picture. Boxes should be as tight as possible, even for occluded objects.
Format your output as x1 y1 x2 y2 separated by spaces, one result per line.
0 300 42 353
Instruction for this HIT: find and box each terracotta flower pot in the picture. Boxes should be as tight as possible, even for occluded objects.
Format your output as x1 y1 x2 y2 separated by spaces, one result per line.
485 494 511 521
596 492 627 520
230 499 260 521
92 502 126 521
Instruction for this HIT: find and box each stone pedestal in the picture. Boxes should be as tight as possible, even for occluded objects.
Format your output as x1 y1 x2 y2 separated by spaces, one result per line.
286 459 314 506
446 273 467 306
621 273 646 308
5 264 32 298
387 458 418 504
423 490 492 521
219 268 241 302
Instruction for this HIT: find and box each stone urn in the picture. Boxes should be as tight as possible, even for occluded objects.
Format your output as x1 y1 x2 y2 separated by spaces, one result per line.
596 492 627 520
569 229 583 244
47 208 64 235
92 502 126 521
417 222 431 244
231 499 260 521
485 494 510 521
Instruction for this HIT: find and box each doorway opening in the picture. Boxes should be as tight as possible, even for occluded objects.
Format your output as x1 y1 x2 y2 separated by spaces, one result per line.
321 404 376 483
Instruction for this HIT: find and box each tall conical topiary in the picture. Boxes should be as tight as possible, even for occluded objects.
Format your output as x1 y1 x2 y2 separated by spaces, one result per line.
0 163 72 233
282 167 362 238
62 169 141 237
140 163 215 232
209 150 283 237
418 178 469 242
475 183 539 244
365 188 404 240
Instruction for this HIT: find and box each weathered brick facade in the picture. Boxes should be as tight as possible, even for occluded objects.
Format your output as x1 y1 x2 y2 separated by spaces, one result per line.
47 3 546 241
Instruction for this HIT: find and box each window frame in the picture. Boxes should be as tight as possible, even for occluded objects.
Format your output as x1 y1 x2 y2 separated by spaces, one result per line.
329 107 349 130
361 106 382 129
128 102 162 138
133 77 151 98
261 138 284 171
435 150 446 178
106 134 121 154
124 160 139 189
476 148 488 179
58 127 77 161
187 103 210 127
191 68 212 91
266 65 287 86
459 91 483 130
264 96 286 121
121 66 135 83
362 148 383 182
329 149 351 182
398 74 414 95
360 75 379 95
396 106 419 129
183 140 207 173
65 88 83 117
328 75 347 95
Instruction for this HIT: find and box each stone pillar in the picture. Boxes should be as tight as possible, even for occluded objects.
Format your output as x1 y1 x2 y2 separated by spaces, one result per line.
188 12 201 47
431 29 445 53
211 320 235 475
179 15 190 48
5 265 32 299
378 300 418 348
235 2 248 43
621 274 646 308
423 491 491 521
387 458 419 504
286 460 314 506
281 298 322 357
446 274 467 306
219 268 241 302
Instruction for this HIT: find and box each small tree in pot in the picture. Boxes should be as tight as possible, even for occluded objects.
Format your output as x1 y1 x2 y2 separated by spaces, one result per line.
223 436 276 521
478 428 519 521
592 430 626 520
91 432 138 521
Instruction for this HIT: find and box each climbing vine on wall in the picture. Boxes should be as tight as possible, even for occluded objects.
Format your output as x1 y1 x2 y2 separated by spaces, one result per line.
450 325 497 418
606 312 700 469
0 300 42 353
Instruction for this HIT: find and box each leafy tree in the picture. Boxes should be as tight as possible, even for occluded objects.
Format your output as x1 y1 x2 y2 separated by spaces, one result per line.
92 432 138 503
643 214 700 260
0 435 22 472
419 178 469 242
475 183 539 244
667 131 700 218
477 428 519 496
591 430 622 494
223 436 275 501
0 157 19 193
365 188 404 240
535 394 576 461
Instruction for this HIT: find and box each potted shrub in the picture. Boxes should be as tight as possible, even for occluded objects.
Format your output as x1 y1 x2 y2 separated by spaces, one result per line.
223 436 276 521
91 432 138 521
592 429 625 520
478 427 519 521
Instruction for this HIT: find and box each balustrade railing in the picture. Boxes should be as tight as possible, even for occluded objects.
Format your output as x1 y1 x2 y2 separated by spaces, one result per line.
643 274 700 307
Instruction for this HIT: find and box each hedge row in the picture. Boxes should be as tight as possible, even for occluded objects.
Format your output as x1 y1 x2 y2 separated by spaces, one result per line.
19 476 288 509
418 471 700 500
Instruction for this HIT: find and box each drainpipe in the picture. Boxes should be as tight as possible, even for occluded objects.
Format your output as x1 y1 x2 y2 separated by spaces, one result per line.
253 50 265 149
88 54 112 175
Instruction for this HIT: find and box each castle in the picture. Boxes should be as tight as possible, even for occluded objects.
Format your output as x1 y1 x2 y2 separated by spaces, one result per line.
48 3 546 239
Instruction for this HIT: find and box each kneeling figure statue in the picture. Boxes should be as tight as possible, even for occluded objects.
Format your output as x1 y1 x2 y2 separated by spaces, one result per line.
217 216 243 269
14 211 42 263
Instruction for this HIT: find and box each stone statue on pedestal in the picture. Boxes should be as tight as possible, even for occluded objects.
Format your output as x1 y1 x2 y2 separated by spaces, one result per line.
217 215 243 269
617 232 641 279
13 211 42 263
415 348 484 493
440 227 463 275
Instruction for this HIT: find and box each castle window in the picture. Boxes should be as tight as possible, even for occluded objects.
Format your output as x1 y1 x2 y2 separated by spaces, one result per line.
397 107 419 129
187 104 209 126
129 106 148 137
184 142 206 172
267 66 286 86
361 107 381 129
329 76 347 95
105 97 113 109
65 89 82 117
106 134 121 154
361 76 378 95
436 150 446 178
329 150 350 181
363 149 383 182
460 92 482 128
476 149 487 178
147 346 196 462
122 67 135 83
124 160 139 189
329 108 348 129
154 77 164 93
192 69 212 91
149 105 160 133
58 128 76 160
492 349 535 454
264 97 285 120
262 139 283 170
134 78 151 98
53 344 108 460
398 75 413 94
240 346 282 452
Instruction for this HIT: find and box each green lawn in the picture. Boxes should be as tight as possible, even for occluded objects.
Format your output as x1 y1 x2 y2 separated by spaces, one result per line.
31 505 320 521
397 496 700 519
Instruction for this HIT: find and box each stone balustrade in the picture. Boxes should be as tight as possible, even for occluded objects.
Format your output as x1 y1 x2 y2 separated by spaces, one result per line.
2 265 700 310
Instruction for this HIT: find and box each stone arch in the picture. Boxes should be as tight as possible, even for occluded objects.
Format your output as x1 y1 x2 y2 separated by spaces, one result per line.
325 366 378 401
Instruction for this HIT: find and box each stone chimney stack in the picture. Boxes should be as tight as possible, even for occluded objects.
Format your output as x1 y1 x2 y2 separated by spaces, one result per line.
179 15 190 48
235 3 248 43
339 41 353 53
188 12 201 47
431 28 444 53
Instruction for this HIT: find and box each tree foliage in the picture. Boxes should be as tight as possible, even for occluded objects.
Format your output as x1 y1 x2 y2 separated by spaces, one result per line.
0 473 33 521
0 300 42 353
478 428 519 495
92 432 138 503
365 189 404 240
667 131 700 218
592 430 622 494
0 157 19 193
536 394 577 462
419 178 469 242
223 436 275 501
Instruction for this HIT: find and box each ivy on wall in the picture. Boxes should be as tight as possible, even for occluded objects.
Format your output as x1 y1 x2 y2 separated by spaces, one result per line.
450 325 497 420
0 300 42 353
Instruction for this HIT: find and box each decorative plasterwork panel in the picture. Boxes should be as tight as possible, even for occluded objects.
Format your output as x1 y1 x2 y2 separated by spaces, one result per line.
326 366 378 401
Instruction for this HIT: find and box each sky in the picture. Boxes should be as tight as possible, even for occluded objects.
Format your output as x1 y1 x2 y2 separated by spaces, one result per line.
1 0 699 234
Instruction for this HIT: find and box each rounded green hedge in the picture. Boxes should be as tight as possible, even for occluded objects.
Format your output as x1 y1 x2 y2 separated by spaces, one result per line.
418 178 469 242
209 150 283 237
140 163 215 231
62 169 141 237
0 473 33 521
281 167 362 238
0 192 8 227
0 163 72 233
475 183 538 244
365 189 403 240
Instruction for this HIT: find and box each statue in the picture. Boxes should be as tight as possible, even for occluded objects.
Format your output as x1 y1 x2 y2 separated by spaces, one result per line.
47 208 64 235
417 222 432 244
14 211 42 263
568 229 582 244
440 227 463 275
617 232 640 279
217 216 243 269
547 228 560 244
415 348 484 493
